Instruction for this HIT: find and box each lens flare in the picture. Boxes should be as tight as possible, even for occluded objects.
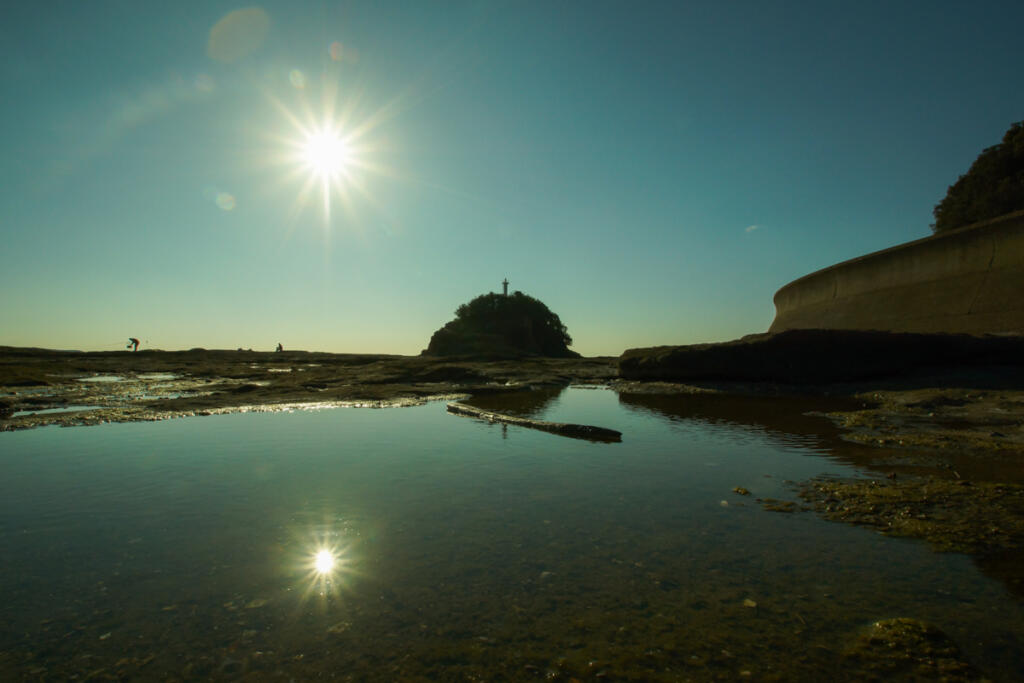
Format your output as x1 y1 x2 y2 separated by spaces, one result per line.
207 8 270 63
215 192 236 210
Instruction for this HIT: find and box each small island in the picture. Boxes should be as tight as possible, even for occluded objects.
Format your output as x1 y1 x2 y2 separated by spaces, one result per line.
423 285 579 359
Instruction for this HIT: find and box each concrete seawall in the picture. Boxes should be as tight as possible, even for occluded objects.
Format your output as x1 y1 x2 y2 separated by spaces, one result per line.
770 210 1024 335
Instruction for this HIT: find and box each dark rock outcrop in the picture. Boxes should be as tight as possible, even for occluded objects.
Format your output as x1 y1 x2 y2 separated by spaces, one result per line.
424 291 579 359
619 329 1024 384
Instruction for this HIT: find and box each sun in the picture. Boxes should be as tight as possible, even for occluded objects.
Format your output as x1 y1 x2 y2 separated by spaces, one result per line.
262 71 406 231
302 129 350 179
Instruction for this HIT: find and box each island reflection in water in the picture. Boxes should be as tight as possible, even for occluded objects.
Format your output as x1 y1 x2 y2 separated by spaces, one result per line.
0 388 1022 680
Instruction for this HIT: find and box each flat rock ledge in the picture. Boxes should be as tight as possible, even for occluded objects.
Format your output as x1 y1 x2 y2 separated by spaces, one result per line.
446 401 622 442
619 329 1024 384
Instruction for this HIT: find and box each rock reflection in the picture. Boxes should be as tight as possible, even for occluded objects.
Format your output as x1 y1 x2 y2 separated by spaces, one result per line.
618 391 857 453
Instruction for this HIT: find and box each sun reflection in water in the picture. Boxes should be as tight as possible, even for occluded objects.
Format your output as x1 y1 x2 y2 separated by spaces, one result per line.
290 522 362 610
301 541 351 598
313 548 336 574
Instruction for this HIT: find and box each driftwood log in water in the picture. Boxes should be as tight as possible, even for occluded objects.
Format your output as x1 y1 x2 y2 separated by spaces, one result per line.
446 401 622 442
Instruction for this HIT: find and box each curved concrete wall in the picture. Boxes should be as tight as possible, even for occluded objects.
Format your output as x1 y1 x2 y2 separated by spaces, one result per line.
770 210 1024 336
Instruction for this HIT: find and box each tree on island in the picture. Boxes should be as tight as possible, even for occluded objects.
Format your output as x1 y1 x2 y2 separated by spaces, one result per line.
424 290 579 358
932 120 1024 234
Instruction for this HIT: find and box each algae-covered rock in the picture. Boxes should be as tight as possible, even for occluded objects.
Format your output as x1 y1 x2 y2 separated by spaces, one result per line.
799 477 1024 555
844 618 984 681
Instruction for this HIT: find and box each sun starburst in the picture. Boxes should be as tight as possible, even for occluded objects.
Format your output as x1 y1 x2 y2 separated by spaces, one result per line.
260 70 402 235
290 526 360 609
302 129 351 179
313 547 336 574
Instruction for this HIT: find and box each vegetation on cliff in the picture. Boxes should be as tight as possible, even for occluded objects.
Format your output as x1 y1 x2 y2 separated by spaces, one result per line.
932 120 1024 233
424 291 578 358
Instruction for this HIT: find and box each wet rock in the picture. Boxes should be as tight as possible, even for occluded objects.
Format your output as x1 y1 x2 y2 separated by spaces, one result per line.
0 347 616 432
843 618 983 681
759 498 797 513
799 476 1024 554
327 621 350 635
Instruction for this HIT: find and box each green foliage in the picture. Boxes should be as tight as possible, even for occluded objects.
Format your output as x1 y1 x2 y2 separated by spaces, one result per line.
932 121 1024 233
455 291 572 351
425 291 576 358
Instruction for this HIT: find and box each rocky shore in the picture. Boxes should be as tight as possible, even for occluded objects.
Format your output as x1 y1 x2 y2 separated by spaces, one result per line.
617 329 1024 555
4 342 1024 677
4 341 1024 591
0 347 617 431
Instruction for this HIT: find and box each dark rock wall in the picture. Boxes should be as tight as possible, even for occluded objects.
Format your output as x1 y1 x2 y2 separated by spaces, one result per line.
619 329 1024 383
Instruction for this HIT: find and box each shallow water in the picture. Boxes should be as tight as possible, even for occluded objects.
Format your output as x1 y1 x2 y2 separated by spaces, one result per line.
0 388 1021 680
136 373 179 381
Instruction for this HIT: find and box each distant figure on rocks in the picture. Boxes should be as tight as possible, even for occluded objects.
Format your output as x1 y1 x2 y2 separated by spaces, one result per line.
276 343 283 352
127 337 140 352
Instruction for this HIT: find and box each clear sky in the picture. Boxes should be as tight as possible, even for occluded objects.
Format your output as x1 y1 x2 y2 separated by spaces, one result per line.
2 1 1023 356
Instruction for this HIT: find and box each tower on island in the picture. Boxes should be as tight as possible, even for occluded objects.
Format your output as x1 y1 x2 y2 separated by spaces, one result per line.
502 278 509 296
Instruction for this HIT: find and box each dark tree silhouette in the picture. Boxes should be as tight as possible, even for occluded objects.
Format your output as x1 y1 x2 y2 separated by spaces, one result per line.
932 121 1024 234
424 291 577 358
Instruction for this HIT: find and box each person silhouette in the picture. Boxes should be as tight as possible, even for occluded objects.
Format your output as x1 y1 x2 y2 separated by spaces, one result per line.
275 343 283 352
127 337 140 352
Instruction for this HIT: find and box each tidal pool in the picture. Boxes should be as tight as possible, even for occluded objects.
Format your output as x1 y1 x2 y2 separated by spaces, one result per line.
0 388 1021 680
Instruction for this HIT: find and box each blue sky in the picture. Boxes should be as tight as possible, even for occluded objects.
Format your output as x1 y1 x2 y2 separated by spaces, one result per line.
2 1 1023 356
